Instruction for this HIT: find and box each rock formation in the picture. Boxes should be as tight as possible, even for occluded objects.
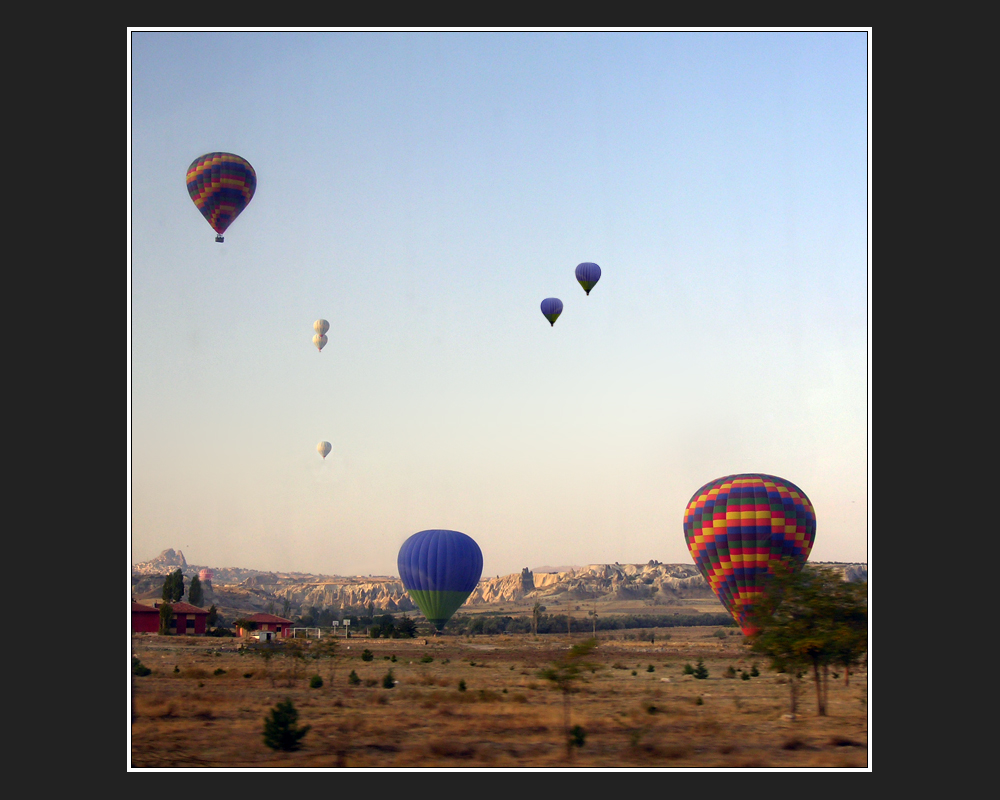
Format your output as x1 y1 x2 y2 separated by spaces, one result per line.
131 551 866 625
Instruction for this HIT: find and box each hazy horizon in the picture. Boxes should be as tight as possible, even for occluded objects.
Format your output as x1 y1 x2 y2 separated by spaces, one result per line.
130 30 870 579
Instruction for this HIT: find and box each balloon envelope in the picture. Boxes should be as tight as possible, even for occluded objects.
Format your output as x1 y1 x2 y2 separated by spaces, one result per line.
314 319 330 336
575 262 601 295
683 473 816 635
397 529 483 630
317 441 332 459
312 333 328 352
540 297 563 327
186 152 257 241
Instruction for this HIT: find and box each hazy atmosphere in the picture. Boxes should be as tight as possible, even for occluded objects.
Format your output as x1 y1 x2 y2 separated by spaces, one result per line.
129 30 869 578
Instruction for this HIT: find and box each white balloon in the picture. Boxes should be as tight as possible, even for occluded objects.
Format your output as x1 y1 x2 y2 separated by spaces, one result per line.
312 333 328 352
317 441 332 459
314 319 330 335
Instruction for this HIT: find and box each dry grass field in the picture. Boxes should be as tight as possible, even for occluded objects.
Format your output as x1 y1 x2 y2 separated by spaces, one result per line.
129 621 868 770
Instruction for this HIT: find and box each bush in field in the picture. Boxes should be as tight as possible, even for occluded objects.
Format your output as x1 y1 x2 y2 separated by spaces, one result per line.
262 699 310 752
693 659 709 679
348 670 361 685
361 649 374 662
132 657 152 677
382 669 396 689
310 674 323 689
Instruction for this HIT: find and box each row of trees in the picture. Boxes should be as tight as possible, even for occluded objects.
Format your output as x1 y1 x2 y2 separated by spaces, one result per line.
748 561 868 716
160 568 204 607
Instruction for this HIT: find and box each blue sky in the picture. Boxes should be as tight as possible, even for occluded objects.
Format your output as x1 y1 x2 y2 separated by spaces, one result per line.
129 30 869 578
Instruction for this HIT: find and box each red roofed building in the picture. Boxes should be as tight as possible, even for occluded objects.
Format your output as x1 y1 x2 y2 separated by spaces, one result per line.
132 602 160 633
237 613 293 639
131 601 210 635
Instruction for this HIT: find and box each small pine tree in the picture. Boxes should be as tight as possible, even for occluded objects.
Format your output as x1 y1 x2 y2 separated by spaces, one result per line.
382 669 395 689
348 670 361 685
693 659 709 679
188 575 203 607
158 603 173 635
262 699 310 752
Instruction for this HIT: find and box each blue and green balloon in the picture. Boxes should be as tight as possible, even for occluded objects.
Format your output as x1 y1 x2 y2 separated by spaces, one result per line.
540 297 563 327
397 529 483 630
575 262 601 295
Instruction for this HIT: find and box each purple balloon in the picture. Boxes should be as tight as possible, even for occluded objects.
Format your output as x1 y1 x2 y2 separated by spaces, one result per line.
575 262 601 295
540 297 563 327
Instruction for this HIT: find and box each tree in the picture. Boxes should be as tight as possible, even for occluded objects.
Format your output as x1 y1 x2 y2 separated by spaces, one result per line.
162 569 184 603
538 637 600 761
158 603 173 635
262 699 310 752
206 604 218 628
531 602 545 637
188 575 203 607
396 615 417 638
747 560 867 716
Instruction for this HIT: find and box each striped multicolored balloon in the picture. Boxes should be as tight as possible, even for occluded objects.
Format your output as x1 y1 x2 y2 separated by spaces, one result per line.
683 473 816 635
186 152 257 242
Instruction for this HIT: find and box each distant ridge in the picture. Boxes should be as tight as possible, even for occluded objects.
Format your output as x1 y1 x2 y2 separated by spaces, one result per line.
530 565 582 574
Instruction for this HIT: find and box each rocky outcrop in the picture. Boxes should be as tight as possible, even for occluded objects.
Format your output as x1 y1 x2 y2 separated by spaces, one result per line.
466 561 711 605
131 551 867 624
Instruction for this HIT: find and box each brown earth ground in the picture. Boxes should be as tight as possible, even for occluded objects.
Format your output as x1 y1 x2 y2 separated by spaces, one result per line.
130 616 868 770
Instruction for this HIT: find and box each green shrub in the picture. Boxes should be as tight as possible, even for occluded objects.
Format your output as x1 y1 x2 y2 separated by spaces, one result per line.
132 657 152 677
458 679 467 692
693 659 709 680
683 663 694 675
646 664 655 673
262 699 310 752
348 670 361 685
382 670 396 689
361 649 374 662
214 668 226 676
310 674 323 689
713 629 727 640
569 725 586 748
420 655 434 663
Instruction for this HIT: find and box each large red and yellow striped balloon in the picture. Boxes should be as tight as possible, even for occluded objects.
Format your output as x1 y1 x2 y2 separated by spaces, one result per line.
683 473 816 635
186 152 257 242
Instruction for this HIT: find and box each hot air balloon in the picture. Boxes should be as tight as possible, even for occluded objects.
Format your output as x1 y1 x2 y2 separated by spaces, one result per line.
683 473 816 636
312 319 329 352
540 298 563 327
317 441 332 459
397 529 483 630
575 262 601 295
185 152 257 243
